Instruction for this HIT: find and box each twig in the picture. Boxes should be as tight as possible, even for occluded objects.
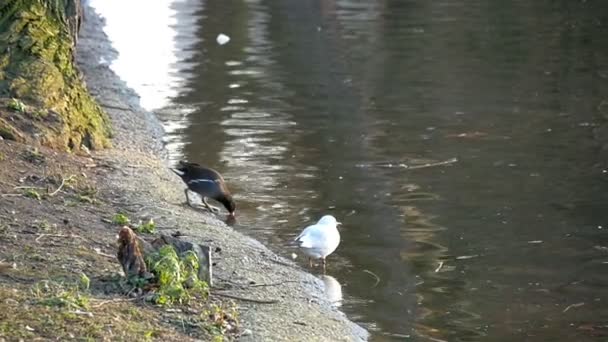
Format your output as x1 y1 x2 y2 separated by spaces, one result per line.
93 248 115 259
212 292 279 304
563 302 584 313
35 233 86 243
69 310 94 317
49 175 75 197
1 194 21 197
434 261 444 273
267 258 299 269
363 269 381 288
421 335 449 342
248 280 300 288
213 279 300 289
91 298 137 308
0 180 16 187
100 104 132 112
13 186 47 190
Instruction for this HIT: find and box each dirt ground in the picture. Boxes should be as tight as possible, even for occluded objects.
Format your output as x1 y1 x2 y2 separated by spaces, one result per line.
0 141 232 341
0 3 367 342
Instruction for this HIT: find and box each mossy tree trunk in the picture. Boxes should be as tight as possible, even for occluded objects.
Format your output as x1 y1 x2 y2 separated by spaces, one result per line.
0 0 111 151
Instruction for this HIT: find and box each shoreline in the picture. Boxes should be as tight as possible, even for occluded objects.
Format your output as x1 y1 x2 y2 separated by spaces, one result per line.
76 3 368 341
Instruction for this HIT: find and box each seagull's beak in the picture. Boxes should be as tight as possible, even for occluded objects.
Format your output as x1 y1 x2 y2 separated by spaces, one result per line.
337 222 342 226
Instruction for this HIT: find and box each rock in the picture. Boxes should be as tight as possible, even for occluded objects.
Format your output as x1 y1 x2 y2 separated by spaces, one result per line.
5 298 18 305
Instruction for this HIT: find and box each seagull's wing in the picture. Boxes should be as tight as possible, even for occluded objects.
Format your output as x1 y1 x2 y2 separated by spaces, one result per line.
294 224 326 249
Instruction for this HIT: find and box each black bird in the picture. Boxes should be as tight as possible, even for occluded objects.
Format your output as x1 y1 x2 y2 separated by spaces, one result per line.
171 161 236 218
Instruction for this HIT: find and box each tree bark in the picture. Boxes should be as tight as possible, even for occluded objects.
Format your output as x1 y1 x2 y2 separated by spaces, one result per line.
0 0 111 151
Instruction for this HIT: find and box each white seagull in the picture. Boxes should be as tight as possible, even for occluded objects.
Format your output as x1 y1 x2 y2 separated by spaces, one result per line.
294 215 341 270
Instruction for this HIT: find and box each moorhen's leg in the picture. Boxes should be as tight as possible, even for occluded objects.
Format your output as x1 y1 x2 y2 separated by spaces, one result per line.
184 189 191 206
202 197 221 213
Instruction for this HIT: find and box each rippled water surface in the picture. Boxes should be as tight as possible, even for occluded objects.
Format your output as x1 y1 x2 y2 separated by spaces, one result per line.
93 0 608 340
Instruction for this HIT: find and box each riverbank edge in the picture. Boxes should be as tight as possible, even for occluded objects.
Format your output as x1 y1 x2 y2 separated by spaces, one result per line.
76 3 368 341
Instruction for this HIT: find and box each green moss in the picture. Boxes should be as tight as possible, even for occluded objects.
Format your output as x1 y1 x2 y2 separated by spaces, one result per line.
0 0 111 151
112 213 130 225
146 245 209 305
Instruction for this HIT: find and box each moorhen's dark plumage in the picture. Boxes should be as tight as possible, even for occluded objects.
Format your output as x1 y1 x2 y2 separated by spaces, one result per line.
172 161 236 217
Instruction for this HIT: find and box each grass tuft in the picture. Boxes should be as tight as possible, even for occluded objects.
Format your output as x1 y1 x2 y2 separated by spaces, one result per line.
24 188 41 200
134 218 156 234
7 98 26 112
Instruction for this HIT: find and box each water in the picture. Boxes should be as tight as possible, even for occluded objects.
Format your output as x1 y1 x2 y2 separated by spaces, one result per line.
92 0 608 340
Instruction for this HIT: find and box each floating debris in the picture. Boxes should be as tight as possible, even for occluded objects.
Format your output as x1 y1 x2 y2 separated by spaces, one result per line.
446 131 488 139
527 240 543 244
563 302 584 313
362 269 381 288
456 255 479 260
216 33 230 45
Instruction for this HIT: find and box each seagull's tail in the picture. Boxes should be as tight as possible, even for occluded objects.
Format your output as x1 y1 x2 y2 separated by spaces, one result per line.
292 234 314 249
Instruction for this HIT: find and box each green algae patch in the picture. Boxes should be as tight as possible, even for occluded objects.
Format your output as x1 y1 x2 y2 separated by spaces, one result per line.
0 0 111 151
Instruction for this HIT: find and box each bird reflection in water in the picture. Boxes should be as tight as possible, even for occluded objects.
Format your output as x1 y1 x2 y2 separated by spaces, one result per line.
319 274 343 308
225 215 237 226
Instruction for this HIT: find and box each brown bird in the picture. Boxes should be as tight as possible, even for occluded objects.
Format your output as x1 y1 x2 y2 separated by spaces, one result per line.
171 161 236 218
116 227 147 278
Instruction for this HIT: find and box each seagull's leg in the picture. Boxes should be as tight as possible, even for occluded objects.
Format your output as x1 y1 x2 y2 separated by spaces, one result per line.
322 258 327 273
202 197 221 214
308 258 313 268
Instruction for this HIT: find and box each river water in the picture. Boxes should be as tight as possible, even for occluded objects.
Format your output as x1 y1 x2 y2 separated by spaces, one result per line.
92 0 608 340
